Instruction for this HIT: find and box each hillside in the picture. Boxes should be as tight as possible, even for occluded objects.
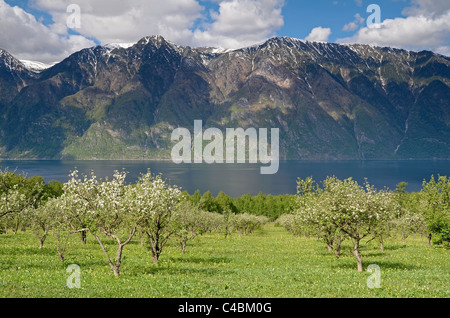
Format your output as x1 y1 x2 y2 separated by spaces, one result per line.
0 36 449 160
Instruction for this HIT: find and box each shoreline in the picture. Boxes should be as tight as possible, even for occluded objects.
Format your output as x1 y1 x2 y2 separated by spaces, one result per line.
1 158 450 162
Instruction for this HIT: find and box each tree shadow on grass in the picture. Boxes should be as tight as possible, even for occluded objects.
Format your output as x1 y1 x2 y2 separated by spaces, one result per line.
126 264 235 277
167 256 231 265
315 245 404 259
384 244 408 251
333 260 420 271
359 244 408 257
0 246 56 257
372 260 421 271
362 251 385 257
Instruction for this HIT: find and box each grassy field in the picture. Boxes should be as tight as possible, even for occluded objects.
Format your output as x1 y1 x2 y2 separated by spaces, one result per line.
0 224 448 298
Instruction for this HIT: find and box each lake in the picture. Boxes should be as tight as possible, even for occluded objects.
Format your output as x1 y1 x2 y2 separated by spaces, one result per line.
0 160 449 197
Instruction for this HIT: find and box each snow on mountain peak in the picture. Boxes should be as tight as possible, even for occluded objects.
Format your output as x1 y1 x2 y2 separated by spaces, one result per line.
104 43 136 50
20 60 54 73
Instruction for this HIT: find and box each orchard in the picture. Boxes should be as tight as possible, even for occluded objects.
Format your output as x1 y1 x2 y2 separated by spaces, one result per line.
0 167 448 297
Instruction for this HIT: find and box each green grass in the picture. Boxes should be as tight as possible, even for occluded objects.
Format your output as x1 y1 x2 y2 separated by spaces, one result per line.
0 224 448 298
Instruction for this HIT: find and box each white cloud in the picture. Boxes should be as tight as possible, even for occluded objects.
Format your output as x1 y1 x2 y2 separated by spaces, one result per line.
0 0 95 63
30 0 204 45
402 0 450 17
435 46 450 57
192 0 285 49
0 0 285 62
305 27 331 42
337 1 450 55
343 13 365 32
32 0 284 50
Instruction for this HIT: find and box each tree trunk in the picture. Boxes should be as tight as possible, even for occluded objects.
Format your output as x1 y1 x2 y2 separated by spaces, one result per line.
151 240 161 264
93 234 122 277
13 219 20 235
39 237 45 249
334 248 341 258
334 235 342 258
147 231 163 265
39 230 48 249
151 244 159 264
80 230 87 245
428 234 432 248
113 244 124 278
57 243 64 261
327 244 333 252
112 266 120 278
380 236 385 252
57 232 70 262
353 239 363 273
152 253 159 265
140 232 145 247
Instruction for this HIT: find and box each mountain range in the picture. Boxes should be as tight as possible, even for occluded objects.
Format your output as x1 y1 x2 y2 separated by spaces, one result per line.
0 35 449 160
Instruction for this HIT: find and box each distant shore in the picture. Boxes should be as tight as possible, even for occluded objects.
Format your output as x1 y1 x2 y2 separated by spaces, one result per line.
1 158 450 162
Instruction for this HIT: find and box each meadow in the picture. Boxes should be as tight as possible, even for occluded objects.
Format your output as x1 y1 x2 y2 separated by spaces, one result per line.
1 223 448 298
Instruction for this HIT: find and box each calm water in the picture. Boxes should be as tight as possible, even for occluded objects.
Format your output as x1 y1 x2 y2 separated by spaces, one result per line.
1 160 449 197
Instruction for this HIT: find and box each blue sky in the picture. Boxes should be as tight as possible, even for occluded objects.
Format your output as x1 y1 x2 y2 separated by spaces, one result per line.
1 0 449 63
279 0 406 41
4 0 408 43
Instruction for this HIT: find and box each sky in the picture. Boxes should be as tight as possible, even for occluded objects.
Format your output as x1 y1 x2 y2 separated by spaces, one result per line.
0 0 449 63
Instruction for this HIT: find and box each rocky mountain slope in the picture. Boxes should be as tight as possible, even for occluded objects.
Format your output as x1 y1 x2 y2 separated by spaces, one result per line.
0 36 449 160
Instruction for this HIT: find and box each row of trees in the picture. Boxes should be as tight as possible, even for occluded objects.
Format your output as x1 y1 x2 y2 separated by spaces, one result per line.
1 166 448 275
0 169 63 234
0 168 268 277
277 176 449 272
184 190 296 220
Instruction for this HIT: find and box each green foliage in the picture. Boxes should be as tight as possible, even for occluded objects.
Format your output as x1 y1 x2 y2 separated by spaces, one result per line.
275 214 303 237
215 191 238 214
420 176 450 248
295 176 402 271
173 200 221 254
199 191 219 213
231 214 269 236
0 169 45 235
189 190 296 220
42 180 64 200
